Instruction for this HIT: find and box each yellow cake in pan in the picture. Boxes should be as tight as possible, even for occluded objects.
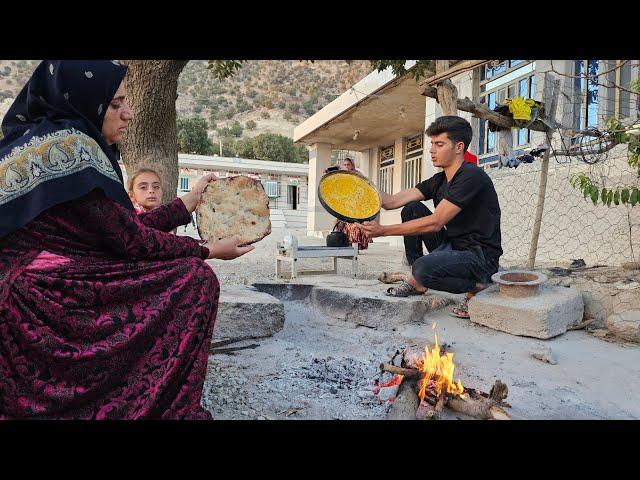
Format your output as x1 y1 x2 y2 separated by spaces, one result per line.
318 172 381 221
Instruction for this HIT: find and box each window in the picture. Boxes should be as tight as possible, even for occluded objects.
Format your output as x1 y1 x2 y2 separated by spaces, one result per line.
477 61 536 165
402 135 423 190
604 60 634 120
179 177 189 192
263 180 279 198
573 60 600 130
378 145 394 194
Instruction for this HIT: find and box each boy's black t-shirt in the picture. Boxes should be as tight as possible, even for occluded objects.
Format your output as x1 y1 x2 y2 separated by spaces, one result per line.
415 161 502 260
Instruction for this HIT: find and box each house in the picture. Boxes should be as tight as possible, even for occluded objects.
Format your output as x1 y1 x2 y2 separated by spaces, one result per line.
121 154 309 231
294 60 639 268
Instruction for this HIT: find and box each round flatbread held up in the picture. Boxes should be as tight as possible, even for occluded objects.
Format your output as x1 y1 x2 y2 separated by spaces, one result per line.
196 175 272 245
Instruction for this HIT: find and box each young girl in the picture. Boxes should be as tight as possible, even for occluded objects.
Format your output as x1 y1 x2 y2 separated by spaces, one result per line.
128 167 163 214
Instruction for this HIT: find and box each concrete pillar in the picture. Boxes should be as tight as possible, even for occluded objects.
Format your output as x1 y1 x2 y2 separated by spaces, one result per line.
307 142 334 237
369 148 380 187
392 137 404 194
359 148 371 178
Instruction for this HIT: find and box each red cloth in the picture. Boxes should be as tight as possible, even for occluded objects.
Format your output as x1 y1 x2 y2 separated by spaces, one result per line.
464 151 478 165
334 220 372 251
0 192 216 419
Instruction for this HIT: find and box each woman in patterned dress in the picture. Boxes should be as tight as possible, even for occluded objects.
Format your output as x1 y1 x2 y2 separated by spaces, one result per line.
0 60 252 419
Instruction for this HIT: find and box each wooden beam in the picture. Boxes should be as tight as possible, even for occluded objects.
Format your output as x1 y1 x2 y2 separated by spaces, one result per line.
422 85 551 133
420 60 491 87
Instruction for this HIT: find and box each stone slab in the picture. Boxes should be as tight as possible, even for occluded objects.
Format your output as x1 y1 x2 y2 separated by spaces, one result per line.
214 286 285 340
467 285 584 339
606 310 640 343
309 286 454 329
251 282 314 301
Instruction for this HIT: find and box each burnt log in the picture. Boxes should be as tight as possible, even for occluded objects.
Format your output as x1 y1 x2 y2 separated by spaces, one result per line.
386 377 420 420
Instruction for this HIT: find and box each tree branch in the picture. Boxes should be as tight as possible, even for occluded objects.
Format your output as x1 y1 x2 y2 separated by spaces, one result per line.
547 60 640 97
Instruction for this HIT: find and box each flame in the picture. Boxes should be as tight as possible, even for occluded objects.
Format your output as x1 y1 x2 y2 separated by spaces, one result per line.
416 334 464 402
373 374 403 395
431 322 437 329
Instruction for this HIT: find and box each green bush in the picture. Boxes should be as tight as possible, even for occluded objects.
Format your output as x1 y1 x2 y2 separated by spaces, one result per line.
287 103 300 114
177 117 215 155
229 120 243 137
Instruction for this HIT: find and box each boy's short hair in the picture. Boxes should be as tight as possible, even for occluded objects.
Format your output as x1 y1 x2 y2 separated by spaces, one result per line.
127 167 161 192
425 116 473 152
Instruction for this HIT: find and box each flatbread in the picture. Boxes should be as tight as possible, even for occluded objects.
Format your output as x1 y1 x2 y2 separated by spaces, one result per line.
196 176 272 245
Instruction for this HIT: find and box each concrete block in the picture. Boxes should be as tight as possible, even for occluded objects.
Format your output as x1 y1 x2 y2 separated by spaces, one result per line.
214 286 285 340
467 285 584 339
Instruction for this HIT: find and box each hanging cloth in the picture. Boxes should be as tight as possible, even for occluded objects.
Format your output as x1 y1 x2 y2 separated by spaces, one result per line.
504 97 536 121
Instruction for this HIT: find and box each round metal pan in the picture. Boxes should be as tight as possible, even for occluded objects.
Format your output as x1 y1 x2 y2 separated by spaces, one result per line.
317 170 381 223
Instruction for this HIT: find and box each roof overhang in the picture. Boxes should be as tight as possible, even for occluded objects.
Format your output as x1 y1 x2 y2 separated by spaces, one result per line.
293 61 427 150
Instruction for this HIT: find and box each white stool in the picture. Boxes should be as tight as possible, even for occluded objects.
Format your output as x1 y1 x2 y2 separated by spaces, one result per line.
276 243 358 279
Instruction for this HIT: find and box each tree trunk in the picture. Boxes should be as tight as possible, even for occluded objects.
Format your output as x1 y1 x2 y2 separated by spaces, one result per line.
435 60 458 116
120 60 189 203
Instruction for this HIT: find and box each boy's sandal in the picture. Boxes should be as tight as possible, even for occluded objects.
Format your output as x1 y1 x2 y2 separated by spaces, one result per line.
385 281 423 297
451 297 470 319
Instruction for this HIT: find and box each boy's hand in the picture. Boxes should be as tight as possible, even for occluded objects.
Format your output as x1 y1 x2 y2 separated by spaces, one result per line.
356 220 386 238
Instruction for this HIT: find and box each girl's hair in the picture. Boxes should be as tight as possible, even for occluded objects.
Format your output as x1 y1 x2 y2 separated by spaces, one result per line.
127 168 161 192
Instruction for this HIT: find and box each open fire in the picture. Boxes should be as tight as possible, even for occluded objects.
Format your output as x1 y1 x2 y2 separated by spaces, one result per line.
414 334 465 403
377 327 511 420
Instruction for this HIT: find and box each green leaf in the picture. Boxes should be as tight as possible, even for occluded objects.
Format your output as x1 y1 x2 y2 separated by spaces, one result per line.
607 190 613 207
601 188 608 203
614 190 620 205
631 188 639 206
590 186 599 205
621 189 630 204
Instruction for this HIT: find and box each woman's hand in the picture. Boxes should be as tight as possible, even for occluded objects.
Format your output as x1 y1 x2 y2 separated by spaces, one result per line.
204 235 254 260
181 173 216 213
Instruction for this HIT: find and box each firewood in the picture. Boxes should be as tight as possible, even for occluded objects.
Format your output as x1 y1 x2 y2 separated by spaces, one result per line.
378 272 407 284
209 344 260 355
380 364 512 420
446 394 511 420
568 318 595 331
386 378 420 420
210 336 260 348
489 380 509 402
379 363 424 379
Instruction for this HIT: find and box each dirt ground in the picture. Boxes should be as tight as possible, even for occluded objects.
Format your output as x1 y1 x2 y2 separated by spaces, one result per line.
179 227 640 420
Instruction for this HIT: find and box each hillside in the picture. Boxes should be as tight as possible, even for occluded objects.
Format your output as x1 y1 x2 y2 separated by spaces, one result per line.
0 60 373 140
177 60 372 139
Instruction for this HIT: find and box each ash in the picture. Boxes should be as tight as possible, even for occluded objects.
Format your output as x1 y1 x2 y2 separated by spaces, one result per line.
201 301 393 420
